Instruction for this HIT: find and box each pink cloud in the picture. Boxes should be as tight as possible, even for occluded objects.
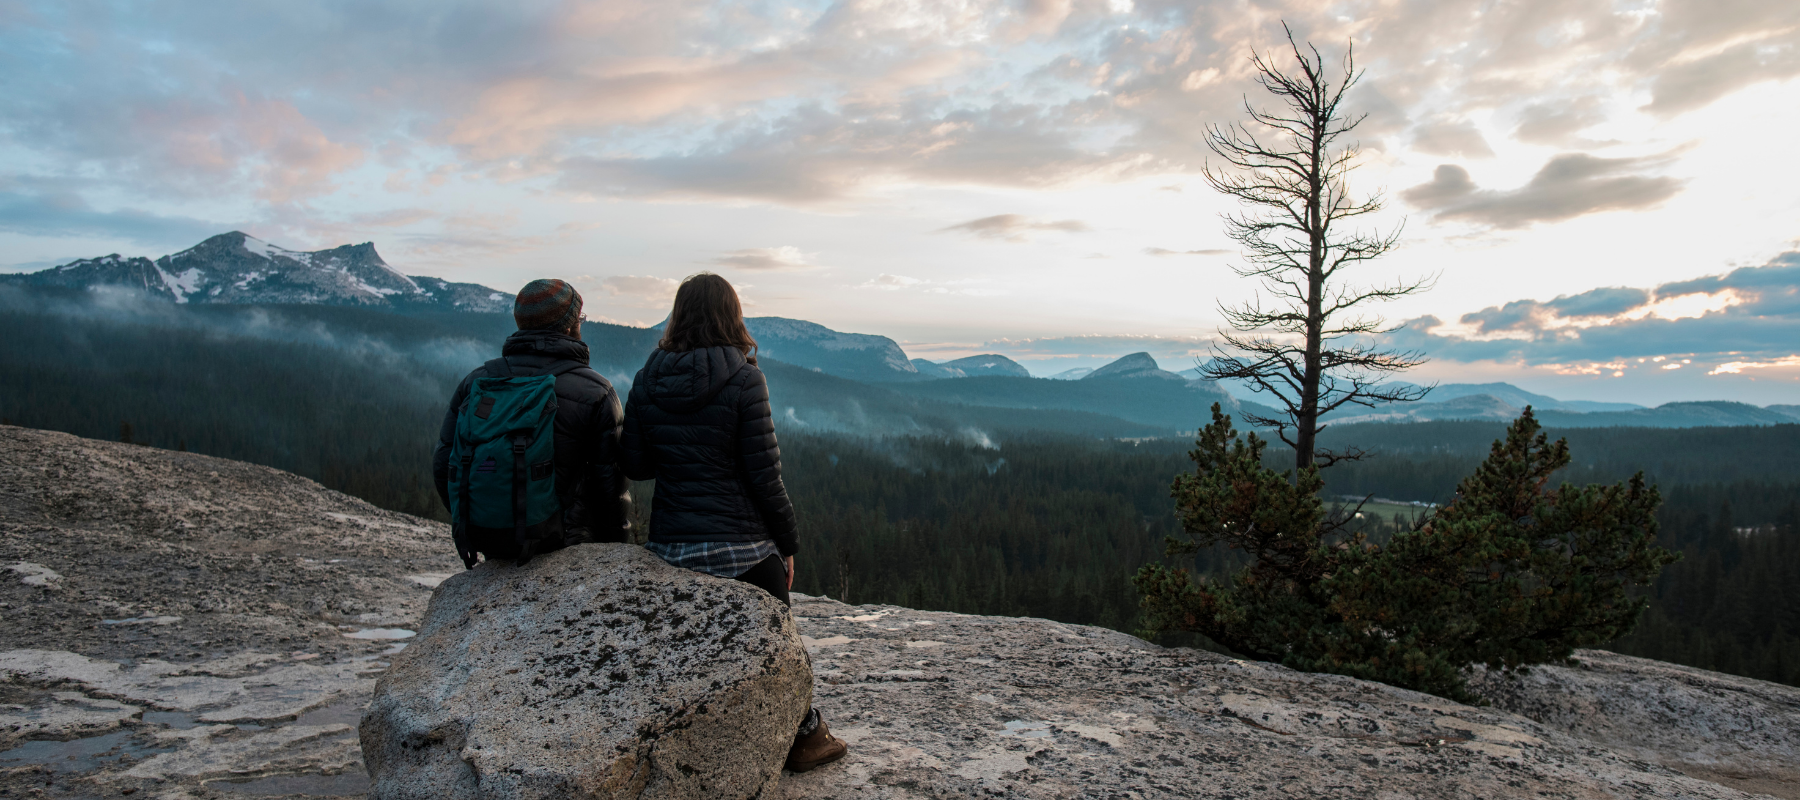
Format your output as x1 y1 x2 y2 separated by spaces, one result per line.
116 91 362 204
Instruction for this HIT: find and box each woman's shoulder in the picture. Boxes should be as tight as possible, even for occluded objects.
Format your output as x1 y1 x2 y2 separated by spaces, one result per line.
731 359 766 385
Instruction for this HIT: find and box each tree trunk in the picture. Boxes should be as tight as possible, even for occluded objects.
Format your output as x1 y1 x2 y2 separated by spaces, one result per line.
1296 114 1327 472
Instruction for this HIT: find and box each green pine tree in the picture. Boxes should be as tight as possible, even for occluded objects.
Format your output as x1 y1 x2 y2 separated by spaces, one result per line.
1135 404 1679 703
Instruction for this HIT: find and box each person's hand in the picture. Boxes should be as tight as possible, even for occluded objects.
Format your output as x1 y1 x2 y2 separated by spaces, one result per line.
784 556 795 591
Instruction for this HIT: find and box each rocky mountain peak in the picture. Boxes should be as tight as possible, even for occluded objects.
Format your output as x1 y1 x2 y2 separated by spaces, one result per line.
2 231 509 313
744 316 921 381
913 353 1032 379
943 353 1030 377
1084 351 1182 381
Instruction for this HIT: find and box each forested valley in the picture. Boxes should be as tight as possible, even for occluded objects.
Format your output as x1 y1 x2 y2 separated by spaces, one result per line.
3 291 1796 688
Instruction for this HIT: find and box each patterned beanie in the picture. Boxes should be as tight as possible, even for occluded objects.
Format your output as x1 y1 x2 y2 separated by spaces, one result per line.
514 279 583 331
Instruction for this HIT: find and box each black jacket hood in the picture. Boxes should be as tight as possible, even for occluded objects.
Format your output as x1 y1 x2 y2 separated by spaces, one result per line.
641 346 748 414
501 329 591 365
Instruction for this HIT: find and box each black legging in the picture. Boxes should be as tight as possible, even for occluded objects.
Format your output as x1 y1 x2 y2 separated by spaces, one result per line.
735 553 790 606
735 553 818 737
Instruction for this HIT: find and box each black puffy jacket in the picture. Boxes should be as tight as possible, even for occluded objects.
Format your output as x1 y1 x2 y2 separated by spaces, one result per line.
620 346 798 555
432 330 630 544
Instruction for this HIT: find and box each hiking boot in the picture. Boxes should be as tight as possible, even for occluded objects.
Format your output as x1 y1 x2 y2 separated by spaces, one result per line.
785 718 847 773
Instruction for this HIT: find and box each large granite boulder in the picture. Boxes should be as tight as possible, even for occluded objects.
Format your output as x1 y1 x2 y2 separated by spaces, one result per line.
360 544 811 800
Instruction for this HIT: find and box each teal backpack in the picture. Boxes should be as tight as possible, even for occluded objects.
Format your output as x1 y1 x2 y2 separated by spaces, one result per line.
448 360 578 568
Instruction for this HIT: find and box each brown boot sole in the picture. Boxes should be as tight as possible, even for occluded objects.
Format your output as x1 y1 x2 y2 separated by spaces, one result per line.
785 742 847 773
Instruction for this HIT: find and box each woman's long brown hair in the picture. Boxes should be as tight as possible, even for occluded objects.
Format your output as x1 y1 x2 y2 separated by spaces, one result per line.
657 272 758 364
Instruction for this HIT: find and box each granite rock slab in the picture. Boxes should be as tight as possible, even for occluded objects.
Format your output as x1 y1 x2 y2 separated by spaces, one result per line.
774 595 1799 800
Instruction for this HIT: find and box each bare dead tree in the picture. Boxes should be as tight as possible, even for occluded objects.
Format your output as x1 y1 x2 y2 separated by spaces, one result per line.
1200 24 1432 471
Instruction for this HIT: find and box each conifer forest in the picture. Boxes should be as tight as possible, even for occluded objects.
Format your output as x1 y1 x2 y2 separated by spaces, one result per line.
3 294 1796 689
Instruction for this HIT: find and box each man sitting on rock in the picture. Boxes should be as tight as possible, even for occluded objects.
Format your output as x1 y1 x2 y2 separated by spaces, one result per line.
432 279 630 562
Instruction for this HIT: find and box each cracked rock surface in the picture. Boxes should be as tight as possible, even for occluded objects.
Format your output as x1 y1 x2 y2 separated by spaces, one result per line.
0 425 1797 799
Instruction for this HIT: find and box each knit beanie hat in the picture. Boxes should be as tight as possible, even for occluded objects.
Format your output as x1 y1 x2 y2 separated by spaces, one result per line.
514 279 583 331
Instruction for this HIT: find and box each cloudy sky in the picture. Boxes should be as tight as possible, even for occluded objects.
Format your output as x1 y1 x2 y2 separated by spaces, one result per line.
3 0 1798 404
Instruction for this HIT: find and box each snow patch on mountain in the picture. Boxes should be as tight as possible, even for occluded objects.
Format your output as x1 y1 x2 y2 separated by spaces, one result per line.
149 262 182 303
166 267 204 298
240 235 278 259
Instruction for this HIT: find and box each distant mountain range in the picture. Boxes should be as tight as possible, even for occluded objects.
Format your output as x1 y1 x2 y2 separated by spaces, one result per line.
1320 384 1798 428
1176 370 1644 413
1170 366 1798 429
0 231 511 312
575 322 1168 438
890 352 1278 433
1375 382 1645 414
10 234 1795 433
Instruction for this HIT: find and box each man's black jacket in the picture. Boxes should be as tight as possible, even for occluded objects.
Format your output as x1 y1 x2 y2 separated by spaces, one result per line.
432 330 629 544
620 345 798 556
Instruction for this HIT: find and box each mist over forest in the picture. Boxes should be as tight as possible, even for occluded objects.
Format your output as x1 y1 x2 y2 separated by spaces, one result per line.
4 286 1796 687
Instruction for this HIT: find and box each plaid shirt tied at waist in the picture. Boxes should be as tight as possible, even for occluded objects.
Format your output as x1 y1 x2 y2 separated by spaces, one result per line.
645 539 779 579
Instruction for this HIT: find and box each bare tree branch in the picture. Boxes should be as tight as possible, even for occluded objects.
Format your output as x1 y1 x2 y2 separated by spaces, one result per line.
1197 23 1429 471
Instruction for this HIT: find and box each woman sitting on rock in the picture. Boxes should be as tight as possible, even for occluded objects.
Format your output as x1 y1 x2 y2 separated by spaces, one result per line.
619 271 847 774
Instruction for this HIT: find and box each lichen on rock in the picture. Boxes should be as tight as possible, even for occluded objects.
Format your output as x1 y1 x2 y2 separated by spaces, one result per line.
360 544 811 800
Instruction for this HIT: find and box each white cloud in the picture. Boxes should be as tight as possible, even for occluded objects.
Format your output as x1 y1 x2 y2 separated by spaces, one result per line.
9 0 1798 215
590 274 679 307
1381 252 1800 367
1143 246 1230 256
1709 355 1800 375
710 246 819 271
937 214 1091 242
1402 154 1686 229
1409 118 1495 158
858 274 1004 296
863 273 922 290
